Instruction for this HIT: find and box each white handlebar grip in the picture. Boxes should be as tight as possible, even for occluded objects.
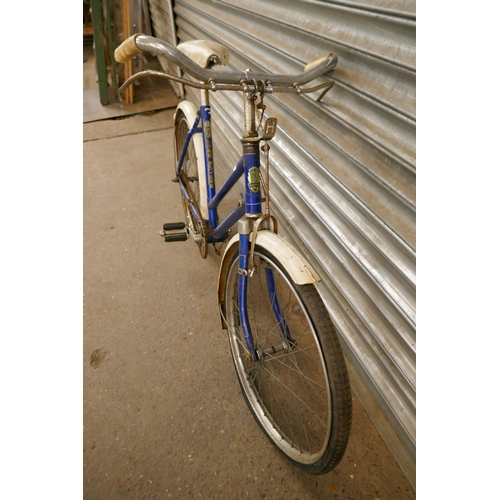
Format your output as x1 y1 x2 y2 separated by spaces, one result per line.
114 33 144 64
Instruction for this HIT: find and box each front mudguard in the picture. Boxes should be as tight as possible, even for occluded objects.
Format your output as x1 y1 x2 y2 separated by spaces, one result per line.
217 230 320 329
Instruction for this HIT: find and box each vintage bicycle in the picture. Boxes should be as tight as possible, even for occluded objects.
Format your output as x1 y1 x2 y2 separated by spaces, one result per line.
115 34 352 475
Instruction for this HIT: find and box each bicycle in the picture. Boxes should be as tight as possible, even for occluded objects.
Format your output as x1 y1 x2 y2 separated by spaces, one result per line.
115 34 352 475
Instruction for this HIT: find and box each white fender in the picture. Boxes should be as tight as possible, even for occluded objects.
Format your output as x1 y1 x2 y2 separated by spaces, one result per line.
174 101 208 219
217 230 320 328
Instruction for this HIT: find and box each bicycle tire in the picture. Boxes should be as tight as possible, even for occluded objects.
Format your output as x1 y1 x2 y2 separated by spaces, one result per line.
174 109 207 258
224 245 352 474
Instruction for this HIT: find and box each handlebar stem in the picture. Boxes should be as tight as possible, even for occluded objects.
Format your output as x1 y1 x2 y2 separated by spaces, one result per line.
243 90 257 139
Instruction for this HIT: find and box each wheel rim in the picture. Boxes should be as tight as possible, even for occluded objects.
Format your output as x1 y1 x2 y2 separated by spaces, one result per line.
225 252 332 465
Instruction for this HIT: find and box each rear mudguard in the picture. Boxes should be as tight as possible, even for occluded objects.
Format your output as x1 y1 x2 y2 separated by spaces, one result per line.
174 101 208 219
217 230 320 329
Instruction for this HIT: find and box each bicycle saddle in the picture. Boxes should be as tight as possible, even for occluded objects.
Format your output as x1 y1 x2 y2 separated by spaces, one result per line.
177 40 230 69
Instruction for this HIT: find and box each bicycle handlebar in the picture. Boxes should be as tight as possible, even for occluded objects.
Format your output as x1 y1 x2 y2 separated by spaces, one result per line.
115 34 337 88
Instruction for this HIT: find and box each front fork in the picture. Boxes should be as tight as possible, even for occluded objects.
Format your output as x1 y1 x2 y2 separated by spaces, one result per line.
237 216 294 362
238 231 257 361
237 91 292 362
237 137 261 361
238 141 294 361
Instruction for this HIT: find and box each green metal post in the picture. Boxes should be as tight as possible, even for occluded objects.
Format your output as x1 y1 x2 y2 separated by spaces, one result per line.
104 0 119 102
90 0 109 105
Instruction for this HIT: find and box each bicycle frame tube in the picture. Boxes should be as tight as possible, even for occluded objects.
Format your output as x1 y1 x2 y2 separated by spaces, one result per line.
177 105 250 243
201 105 262 242
208 158 244 211
209 158 246 240
200 105 218 230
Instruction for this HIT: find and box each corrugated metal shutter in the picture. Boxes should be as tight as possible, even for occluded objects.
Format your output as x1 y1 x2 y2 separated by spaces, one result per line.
148 0 184 97
173 0 415 483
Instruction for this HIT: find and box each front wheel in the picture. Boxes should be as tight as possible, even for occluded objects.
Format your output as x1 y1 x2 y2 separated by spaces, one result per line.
224 246 352 474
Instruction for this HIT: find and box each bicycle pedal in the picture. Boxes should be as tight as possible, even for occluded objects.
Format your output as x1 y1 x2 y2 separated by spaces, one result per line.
160 222 187 242
163 222 185 231
163 232 188 242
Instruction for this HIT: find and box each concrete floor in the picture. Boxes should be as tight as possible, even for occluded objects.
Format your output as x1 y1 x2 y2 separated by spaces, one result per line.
83 54 415 500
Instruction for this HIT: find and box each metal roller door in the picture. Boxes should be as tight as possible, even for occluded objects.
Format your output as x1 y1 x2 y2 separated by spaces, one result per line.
150 0 416 485
148 0 184 97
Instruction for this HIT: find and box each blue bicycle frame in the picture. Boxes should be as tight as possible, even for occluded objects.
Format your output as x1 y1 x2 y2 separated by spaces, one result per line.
176 99 289 361
176 104 253 243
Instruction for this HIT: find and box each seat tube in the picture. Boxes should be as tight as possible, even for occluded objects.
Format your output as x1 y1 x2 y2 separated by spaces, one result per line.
200 93 218 230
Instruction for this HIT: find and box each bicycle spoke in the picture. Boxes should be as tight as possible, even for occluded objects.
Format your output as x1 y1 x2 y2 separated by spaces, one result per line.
254 263 275 346
258 362 328 430
231 324 250 357
224 246 351 471
243 298 286 341
261 344 317 363
288 351 329 431
280 350 310 451
260 366 312 452
263 355 299 446
265 351 328 396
